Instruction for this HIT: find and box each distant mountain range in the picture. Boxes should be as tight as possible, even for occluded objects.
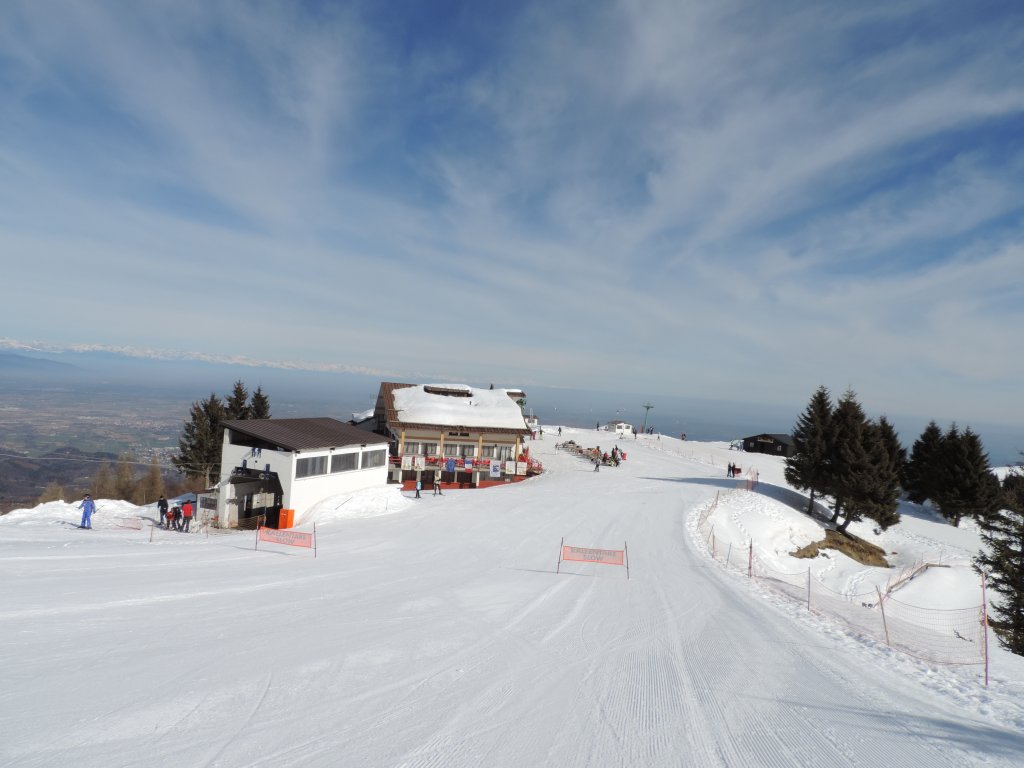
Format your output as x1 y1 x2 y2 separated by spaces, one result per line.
0 352 78 375
0 338 390 377
1 339 1020 465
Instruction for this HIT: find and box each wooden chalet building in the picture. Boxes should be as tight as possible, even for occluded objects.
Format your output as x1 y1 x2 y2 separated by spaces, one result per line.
367 382 534 490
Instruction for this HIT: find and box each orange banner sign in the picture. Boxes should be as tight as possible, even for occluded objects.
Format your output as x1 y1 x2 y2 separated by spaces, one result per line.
561 545 624 566
258 526 313 549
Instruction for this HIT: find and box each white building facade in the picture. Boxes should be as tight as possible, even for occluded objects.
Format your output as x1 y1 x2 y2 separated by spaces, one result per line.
207 418 390 528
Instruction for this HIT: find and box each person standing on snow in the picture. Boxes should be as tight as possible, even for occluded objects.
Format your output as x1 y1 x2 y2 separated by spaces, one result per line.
157 495 169 527
78 494 96 529
181 500 194 532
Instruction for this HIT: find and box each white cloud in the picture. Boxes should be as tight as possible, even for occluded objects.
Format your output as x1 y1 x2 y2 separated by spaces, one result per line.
1 0 1022 425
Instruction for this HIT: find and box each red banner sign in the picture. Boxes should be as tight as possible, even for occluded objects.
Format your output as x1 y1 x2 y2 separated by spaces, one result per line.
561 545 625 566
257 526 313 549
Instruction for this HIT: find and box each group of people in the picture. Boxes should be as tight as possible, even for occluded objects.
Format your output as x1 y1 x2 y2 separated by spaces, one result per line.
77 493 194 531
727 462 742 478
157 495 194 532
592 445 625 471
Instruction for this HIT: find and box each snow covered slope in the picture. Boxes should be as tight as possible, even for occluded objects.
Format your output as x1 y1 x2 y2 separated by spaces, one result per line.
2 430 1023 767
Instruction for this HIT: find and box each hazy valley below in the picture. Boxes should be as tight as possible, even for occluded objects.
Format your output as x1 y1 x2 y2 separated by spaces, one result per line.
1 349 1021 509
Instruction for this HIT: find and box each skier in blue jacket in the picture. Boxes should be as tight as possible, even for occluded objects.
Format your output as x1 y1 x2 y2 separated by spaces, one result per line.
78 494 96 529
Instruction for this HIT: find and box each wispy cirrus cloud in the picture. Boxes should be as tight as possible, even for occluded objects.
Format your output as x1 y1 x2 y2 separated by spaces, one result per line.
0 0 1022 425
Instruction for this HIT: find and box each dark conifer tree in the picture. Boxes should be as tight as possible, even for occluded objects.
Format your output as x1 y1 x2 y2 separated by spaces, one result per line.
1003 470 1024 513
905 421 944 505
225 380 250 421
823 390 870 528
876 415 908 493
933 426 1000 527
172 393 226 487
785 386 833 515
975 467 1024 656
860 419 902 531
249 386 271 420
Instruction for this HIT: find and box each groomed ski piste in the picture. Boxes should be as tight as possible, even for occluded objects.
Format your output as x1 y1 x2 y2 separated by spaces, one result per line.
2 429 1023 767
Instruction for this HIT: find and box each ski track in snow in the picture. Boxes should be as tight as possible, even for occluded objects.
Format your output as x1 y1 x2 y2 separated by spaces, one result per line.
3 432 1024 766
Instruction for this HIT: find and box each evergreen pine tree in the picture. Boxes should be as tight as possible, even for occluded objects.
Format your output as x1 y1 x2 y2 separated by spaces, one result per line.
876 415 908 493
225 380 250 421
1003 469 1024 513
172 393 226 487
933 426 1000 527
975 467 1024 655
905 421 944 505
784 386 833 515
860 418 902 531
249 386 271 419
823 390 870 529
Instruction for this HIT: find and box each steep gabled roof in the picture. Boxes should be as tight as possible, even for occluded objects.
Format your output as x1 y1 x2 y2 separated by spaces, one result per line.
376 382 530 436
224 418 390 452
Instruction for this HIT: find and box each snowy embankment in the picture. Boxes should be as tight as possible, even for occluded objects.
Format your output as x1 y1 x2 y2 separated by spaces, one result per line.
2 430 1023 767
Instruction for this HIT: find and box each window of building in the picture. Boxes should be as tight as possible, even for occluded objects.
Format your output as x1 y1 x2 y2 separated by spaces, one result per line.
404 442 420 455
362 449 386 469
460 445 476 457
444 444 460 457
481 445 495 458
421 443 438 456
331 453 359 473
296 455 328 478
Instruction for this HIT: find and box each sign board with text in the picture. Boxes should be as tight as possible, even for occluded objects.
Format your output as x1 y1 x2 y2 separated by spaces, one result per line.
557 539 629 578
256 525 317 558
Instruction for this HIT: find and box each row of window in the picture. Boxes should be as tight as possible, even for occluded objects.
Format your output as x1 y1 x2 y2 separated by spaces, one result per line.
295 449 387 479
403 442 514 459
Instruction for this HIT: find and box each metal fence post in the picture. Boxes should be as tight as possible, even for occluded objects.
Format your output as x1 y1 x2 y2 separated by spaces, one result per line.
982 572 990 687
876 587 890 647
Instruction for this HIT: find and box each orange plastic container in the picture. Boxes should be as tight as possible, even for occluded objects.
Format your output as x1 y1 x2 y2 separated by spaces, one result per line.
278 509 295 529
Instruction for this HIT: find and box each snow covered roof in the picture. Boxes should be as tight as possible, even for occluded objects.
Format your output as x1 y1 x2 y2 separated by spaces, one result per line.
379 382 530 434
350 407 375 424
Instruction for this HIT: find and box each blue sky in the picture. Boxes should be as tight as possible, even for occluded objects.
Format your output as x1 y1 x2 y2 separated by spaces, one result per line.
1 0 1023 426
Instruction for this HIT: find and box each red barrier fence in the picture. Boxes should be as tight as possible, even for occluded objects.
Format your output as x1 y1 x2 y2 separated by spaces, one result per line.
557 537 629 578
256 524 317 557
